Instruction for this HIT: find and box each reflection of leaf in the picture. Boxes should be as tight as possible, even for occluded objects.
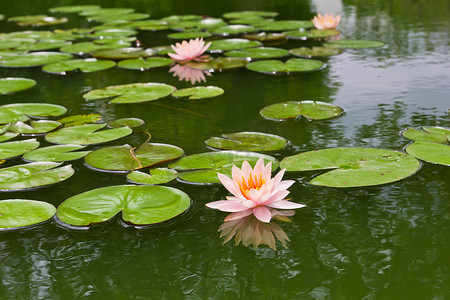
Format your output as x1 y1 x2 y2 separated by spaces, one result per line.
0 199 56 229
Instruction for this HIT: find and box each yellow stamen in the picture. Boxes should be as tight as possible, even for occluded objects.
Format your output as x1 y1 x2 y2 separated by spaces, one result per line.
238 172 266 199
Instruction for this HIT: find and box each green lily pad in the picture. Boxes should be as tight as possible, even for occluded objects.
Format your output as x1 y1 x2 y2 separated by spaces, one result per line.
170 18 227 30
280 148 421 188
225 47 289 60
57 114 102 127
255 20 313 31
205 132 287 151
0 124 11 135
93 37 137 45
185 57 248 72
45 124 132 145
9 15 68 27
0 132 19 143
167 31 212 40
223 11 279 19
79 8 135 17
0 52 72 67
208 38 262 53
85 143 184 172
401 126 450 144
211 25 258 36
0 200 56 230
0 77 36 94
90 47 155 60
49 5 101 13
128 19 169 31
117 57 173 70
83 82 176 104
86 29 138 39
0 103 67 124
42 58 116 74
59 41 131 55
324 39 385 49
15 39 72 51
289 47 343 58
0 38 35 50
57 185 190 226
23 145 90 162
88 13 149 23
0 139 39 159
242 32 287 43
260 101 344 121
107 118 145 128
9 120 61 135
246 58 325 75
127 168 178 185
405 142 450 166
284 29 340 40
172 86 224 99
229 17 273 25
0 162 75 191
169 151 278 184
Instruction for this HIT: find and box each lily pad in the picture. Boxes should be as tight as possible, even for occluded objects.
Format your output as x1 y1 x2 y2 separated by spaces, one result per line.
93 37 137 45
172 86 224 99
107 118 145 128
254 20 313 31
280 148 421 188
49 5 101 13
0 199 56 230
128 20 169 31
57 114 102 127
88 13 149 23
9 120 61 135
57 185 191 226
242 32 287 43
246 58 325 75
0 162 74 191
45 124 132 145
185 57 248 72
401 126 450 144
85 143 184 172
324 39 385 49
0 132 19 143
15 39 72 51
225 47 289 60
0 103 67 124
23 145 90 162
167 31 212 40
405 142 450 166
86 29 138 39
127 168 178 185
90 47 155 60
0 77 36 94
284 29 340 40
117 57 173 70
83 82 176 104
260 101 344 121
59 41 132 55
289 47 343 58
208 38 262 53
169 151 278 184
170 18 227 30
223 11 279 19
79 8 135 17
42 58 116 74
9 15 68 27
0 52 72 67
205 132 287 151
0 139 39 159
211 25 258 36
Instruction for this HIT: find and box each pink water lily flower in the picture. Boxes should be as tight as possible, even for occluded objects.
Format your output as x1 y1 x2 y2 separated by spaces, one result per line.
312 13 341 30
206 157 305 223
168 37 211 63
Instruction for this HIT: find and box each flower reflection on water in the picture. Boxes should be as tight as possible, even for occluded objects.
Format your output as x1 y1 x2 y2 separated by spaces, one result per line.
169 64 212 85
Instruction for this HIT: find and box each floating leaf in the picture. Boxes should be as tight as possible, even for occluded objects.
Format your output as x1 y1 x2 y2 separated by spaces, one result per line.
284 29 340 40
93 36 137 44
260 101 344 121
0 103 67 124
9 120 61 135
57 114 102 127
401 126 450 144
45 124 132 145
79 8 135 17
128 20 169 31
57 185 191 226
324 39 385 49
0 139 39 159
107 118 145 128
0 132 19 143
88 13 149 23
254 20 313 31
205 132 287 151
289 47 343 58
117 57 173 70
42 58 116 74
59 41 131 55
223 11 279 19
86 29 138 39
405 142 450 166
23 145 90 162
127 168 178 185
169 151 278 184
9 15 68 27
208 38 262 53
225 47 289 60
49 5 101 13
185 57 248 72
167 31 212 39
0 77 36 94
246 58 325 75
90 47 154 60
281 148 421 188
172 86 224 99
211 25 258 36
85 143 184 172
0 199 56 230
0 162 74 191
83 82 176 104
0 52 72 67
242 32 287 43
15 39 72 51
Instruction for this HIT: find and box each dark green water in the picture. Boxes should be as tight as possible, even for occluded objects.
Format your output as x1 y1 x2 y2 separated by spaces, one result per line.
0 0 449 299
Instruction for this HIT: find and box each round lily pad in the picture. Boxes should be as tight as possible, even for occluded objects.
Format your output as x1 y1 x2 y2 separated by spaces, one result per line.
211 25 258 36
255 20 313 31
42 59 116 74
167 31 212 40
205 132 287 151
172 86 224 99
23 145 90 162
0 139 39 160
223 11 279 19
128 20 169 31
107 118 144 128
0 162 75 191
88 13 149 23
83 82 176 104
86 29 138 39
127 168 178 185
57 114 102 127
45 124 133 145
57 185 191 226
405 142 450 166
246 58 325 75
90 47 154 60
8 120 61 135
0 200 56 230
117 57 173 70
401 126 450 144
0 77 36 94
9 15 68 27
242 32 287 43
49 5 101 13
225 47 289 60
93 37 137 45
260 101 344 121
185 57 248 72
208 38 262 53
80 8 135 17
169 151 278 184
281 148 421 188
0 52 72 67
169 18 226 30
284 29 340 40
59 41 132 55
289 47 343 58
324 39 385 49
15 39 72 51
0 132 19 143
0 103 67 124
85 143 184 172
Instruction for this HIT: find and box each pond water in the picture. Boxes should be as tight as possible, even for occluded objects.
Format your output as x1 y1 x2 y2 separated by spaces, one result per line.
0 0 449 299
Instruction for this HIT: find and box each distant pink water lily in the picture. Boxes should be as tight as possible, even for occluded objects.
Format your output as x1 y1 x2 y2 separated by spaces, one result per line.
206 157 305 223
312 13 341 30
168 38 211 63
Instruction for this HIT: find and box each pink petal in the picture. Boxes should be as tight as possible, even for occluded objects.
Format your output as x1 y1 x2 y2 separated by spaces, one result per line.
272 180 295 194
217 172 239 197
231 165 242 182
224 209 253 222
272 168 286 187
252 206 272 223
267 200 305 209
260 189 290 206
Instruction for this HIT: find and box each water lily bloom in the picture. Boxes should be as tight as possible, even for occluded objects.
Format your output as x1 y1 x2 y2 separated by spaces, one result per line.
168 37 211 63
206 157 305 223
311 13 341 30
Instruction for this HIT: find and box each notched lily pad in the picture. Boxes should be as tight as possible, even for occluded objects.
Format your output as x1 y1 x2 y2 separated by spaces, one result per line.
284 29 340 40
324 39 385 49
58 114 102 127
246 58 325 75
405 142 450 166
260 101 344 121
225 47 289 60
42 58 116 74
23 145 90 162
289 47 343 58
172 86 224 99
127 168 178 185
281 148 421 187
185 57 248 72
205 132 287 151
401 126 450 144
0 77 36 94
107 118 145 128
0 52 72 67
117 57 173 70
0 139 39 159
208 38 262 53
0 199 56 230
